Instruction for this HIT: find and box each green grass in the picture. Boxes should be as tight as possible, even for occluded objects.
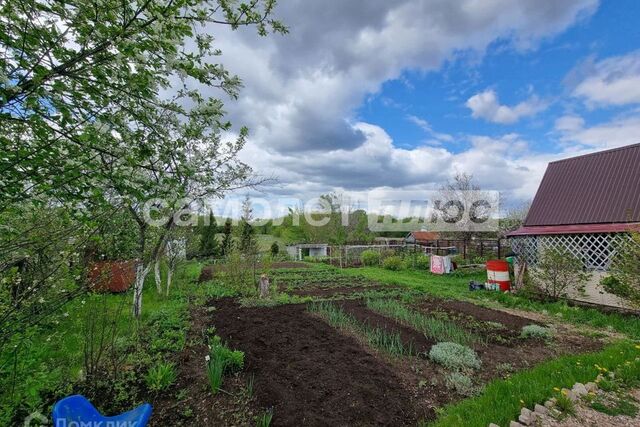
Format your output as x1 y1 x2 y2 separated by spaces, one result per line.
308 301 415 356
431 341 640 427
365 298 482 346
335 266 640 341
592 396 638 417
0 261 205 425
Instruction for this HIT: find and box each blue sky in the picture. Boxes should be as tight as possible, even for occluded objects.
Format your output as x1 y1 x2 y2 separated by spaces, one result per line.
359 0 640 154
210 0 640 214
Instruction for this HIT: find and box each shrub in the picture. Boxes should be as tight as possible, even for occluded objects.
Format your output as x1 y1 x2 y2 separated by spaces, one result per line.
444 372 476 396
383 256 404 271
609 231 640 305
415 255 430 270
529 248 591 299
145 362 177 392
361 250 381 266
520 324 553 340
429 342 481 371
270 242 279 256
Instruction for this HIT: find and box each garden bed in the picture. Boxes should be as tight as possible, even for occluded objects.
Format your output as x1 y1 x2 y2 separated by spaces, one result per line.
149 266 611 426
206 299 420 425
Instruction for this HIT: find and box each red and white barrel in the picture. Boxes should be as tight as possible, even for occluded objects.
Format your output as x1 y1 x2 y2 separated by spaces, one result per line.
486 260 510 291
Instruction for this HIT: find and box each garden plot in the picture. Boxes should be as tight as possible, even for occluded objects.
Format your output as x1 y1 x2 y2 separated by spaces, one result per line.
153 270 611 426
207 299 421 425
198 262 310 282
272 268 401 298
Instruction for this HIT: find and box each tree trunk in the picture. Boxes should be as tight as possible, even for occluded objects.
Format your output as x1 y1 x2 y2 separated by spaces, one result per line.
154 257 162 294
133 262 150 318
165 267 173 296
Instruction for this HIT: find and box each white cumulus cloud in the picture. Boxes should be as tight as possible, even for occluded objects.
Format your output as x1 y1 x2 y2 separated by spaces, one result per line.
572 50 640 107
466 89 548 124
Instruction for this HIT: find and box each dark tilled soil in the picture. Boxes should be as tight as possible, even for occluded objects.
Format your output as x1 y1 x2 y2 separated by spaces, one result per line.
208 298 421 426
286 284 391 297
149 305 260 426
414 297 539 333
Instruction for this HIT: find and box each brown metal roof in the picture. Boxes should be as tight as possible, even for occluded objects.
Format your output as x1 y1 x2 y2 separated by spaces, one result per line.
524 143 640 226
406 231 440 242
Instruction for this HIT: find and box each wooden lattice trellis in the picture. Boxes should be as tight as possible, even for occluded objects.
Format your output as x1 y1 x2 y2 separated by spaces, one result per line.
509 233 632 271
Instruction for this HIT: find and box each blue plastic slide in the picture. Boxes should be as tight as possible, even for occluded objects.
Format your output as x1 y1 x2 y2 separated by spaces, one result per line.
52 395 152 426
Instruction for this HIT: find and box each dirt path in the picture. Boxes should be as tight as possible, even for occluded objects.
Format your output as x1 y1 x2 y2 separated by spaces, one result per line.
208 299 421 426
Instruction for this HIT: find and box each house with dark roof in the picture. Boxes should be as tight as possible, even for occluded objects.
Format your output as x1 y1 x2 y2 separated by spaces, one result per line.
508 143 640 307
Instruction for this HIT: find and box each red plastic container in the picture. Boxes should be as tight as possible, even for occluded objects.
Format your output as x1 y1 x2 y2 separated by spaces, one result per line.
486 259 511 291
88 261 136 293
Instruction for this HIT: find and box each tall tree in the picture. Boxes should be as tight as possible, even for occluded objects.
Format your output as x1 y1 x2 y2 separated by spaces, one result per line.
238 196 257 255
221 218 234 257
1 0 286 212
436 172 494 242
1 0 286 318
199 212 220 259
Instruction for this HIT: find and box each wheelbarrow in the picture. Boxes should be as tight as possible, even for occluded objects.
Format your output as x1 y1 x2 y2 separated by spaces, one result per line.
53 395 152 426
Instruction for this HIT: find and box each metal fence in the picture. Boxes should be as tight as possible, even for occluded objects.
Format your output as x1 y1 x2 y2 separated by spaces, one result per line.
317 239 510 267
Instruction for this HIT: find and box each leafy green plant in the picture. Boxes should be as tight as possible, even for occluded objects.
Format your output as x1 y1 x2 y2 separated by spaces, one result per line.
429 342 481 371
361 250 381 266
597 376 618 392
520 324 553 340
205 335 245 394
414 255 431 270
145 362 177 392
246 373 255 397
308 301 415 356
256 408 274 427
555 393 575 415
444 372 476 396
495 362 514 378
364 327 414 356
382 256 405 271
366 299 481 346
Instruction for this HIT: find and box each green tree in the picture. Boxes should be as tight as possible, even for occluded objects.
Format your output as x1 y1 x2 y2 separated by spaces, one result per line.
270 241 280 256
1 0 287 318
0 0 286 211
221 218 234 257
199 213 220 259
238 196 257 255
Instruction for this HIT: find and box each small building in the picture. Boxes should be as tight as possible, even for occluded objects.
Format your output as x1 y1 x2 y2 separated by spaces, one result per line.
404 231 440 245
508 143 640 307
286 244 329 261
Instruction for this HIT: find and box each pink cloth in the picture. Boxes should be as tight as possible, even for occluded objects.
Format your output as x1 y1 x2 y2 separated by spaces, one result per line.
430 255 445 275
